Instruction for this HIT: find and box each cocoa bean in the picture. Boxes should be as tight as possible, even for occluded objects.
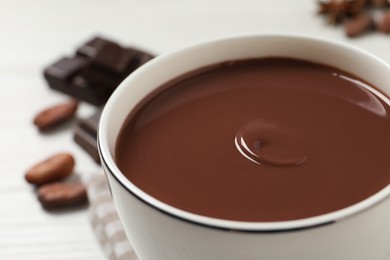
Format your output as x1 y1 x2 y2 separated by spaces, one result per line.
33 99 78 130
376 11 390 33
345 13 374 37
25 153 75 185
37 182 88 209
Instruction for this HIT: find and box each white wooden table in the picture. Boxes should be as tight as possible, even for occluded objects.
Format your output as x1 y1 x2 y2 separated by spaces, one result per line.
1 0 390 259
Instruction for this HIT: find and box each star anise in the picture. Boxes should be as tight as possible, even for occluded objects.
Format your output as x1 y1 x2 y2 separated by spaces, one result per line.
318 0 368 24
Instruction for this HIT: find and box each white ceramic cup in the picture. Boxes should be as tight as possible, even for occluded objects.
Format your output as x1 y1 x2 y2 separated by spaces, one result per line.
98 34 390 260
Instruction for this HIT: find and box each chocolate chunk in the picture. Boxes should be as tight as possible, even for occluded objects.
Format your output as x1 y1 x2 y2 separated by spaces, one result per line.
76 37 108 58
73 108 102 164
44 36 156 106
92 42 133 74
133 49 154 68
78 62 129 92
45 72 109 105
44 57 87 81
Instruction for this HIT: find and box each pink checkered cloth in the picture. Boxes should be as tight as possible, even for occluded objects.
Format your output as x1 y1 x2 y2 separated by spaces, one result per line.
88 175 139 260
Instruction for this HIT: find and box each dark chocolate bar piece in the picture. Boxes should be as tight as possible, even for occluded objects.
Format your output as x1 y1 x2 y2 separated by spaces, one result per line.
44 57 87 80
45 69 109 105
73 108 102 164
44 36 155 106
76 37 107 58
136 50 154 66
92 42 134 74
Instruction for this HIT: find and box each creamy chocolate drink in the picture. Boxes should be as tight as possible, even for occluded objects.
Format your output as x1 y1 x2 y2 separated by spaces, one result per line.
115 58 390 222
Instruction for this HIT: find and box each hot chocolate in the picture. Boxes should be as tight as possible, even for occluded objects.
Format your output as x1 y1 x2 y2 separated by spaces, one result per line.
115 58 390 222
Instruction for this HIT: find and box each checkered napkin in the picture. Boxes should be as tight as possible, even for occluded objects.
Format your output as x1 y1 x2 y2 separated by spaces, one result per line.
88 175 139 260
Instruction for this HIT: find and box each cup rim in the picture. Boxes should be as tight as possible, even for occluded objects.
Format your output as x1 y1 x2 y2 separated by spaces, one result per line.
98 33 390 232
